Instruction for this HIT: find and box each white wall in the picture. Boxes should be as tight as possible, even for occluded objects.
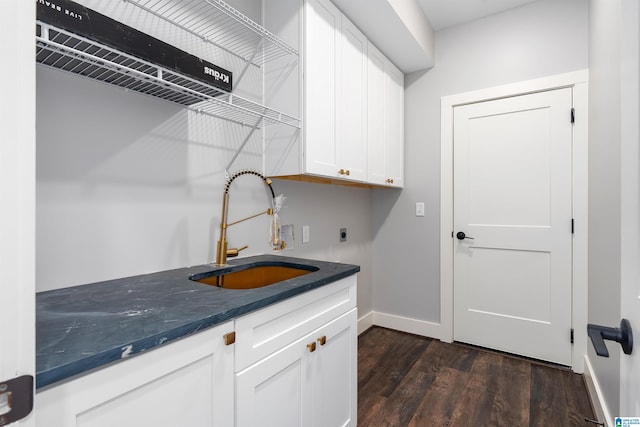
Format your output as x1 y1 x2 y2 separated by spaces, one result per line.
372 0 589 324
618 0 640 416
36 0 264 291
587 0 640 418
36 65 266 290
587 0 622 415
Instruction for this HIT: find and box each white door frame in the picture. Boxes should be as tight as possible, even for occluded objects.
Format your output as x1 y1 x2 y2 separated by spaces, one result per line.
0 0 36 424
440 70 589 372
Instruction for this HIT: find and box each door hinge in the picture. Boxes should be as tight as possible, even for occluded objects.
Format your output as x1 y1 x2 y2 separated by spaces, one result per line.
570 328 575 344
0 375 34 425
571 108 575 124
571 218 574 234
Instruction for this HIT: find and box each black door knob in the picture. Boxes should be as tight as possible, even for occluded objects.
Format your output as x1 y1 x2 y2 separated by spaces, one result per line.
456 231 474 240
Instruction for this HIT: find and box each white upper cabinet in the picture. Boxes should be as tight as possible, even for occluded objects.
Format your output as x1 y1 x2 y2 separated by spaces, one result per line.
367 42 404 188
384 62 405 187
264 0 403 188
304 0 367 182
304 0 342 178
338 16 368 182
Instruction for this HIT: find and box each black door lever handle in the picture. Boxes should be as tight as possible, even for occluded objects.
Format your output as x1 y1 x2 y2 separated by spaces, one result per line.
456 231 474 240
587 319 633 357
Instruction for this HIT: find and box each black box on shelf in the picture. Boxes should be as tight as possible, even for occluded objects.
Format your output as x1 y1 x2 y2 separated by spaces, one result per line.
36 0 233 93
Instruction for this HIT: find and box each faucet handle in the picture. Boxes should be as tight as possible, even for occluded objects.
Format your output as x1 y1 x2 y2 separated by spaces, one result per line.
227 245 248 258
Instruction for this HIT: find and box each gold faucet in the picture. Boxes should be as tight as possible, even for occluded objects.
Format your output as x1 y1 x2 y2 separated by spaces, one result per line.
215 170 283 267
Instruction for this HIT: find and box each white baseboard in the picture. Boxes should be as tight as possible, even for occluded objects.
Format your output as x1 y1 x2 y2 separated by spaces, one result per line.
583 355 613 427
362 311 443 340
358 311 374 335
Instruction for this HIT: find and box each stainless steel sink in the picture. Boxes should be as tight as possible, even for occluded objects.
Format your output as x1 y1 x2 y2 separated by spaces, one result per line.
189 263 318 289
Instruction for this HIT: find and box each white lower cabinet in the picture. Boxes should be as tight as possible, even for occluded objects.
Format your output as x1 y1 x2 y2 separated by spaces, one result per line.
310 308 357 427
36 321 235 427
235 275 357 427
236 308 357 427
36 276 358 427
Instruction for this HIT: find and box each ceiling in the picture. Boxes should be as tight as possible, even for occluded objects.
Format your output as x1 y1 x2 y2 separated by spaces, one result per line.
330 0 544 72
416 0 541 31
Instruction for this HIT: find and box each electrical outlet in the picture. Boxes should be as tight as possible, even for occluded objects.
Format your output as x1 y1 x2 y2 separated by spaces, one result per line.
340 228 347 242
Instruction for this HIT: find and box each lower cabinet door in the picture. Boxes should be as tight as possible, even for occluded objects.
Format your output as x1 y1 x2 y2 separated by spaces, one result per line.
235 334 312 427
236 308 357 427
311 308 357 427
36 322 235 427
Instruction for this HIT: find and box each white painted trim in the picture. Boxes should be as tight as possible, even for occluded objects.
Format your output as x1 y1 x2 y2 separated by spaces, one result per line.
372 311 443 340
584 355 612 427
358 311 374 335
0 2 36 425
571 80 589 374
440 70 589 370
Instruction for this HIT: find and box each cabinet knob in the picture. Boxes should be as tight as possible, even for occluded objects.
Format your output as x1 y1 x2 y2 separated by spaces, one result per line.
338 169 350 176
307 342 317 353
317 336 327 346
386 178 394 184
223 332 236 346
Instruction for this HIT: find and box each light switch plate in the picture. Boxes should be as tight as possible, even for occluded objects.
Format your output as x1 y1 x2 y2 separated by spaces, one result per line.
416 202 425 217
302 225 310 243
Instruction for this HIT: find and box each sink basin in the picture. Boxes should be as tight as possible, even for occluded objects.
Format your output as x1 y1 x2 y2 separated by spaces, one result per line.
189 262 319 289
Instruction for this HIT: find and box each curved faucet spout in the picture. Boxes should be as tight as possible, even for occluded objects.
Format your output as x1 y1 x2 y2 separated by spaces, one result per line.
215 170 280 266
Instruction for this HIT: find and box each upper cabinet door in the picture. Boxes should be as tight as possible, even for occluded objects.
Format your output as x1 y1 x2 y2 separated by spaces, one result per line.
304 0 342 178
304 0 367 182
367 42 404 188
339 16 368 182
384 60 404 188
366 42 387 186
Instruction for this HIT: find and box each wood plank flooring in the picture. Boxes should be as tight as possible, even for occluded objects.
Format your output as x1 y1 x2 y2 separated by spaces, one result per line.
358 327 596 427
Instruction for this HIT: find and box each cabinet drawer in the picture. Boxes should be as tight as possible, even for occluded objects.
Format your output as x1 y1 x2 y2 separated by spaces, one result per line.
234 274 357 371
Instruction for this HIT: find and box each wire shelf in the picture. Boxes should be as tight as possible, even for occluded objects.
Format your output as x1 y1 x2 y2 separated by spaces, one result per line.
36 22 300 128
124 0 298 67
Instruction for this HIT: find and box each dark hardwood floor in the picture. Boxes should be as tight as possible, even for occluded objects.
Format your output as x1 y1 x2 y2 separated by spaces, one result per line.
358 327 596 427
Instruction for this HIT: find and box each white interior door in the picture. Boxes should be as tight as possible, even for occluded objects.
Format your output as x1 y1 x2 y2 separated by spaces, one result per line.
453 88 573 366
0 1 36 425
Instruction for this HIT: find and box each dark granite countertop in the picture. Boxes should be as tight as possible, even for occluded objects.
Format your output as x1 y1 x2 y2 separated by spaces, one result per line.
36 254 359 390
